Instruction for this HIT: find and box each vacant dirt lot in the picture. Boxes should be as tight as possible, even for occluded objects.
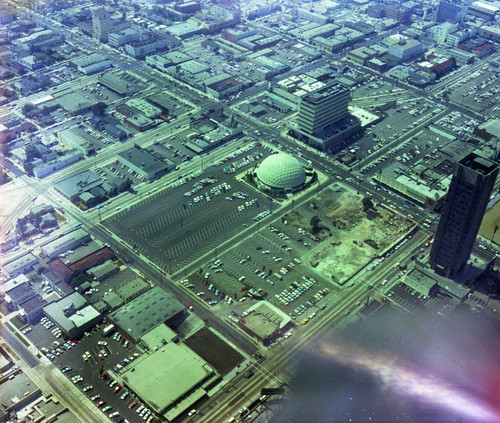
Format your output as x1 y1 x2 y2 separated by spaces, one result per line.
287 188 413 284
479 200 500 247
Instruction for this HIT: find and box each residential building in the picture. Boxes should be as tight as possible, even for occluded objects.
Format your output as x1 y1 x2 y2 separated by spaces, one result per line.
4 282 36 310
18 295 47 324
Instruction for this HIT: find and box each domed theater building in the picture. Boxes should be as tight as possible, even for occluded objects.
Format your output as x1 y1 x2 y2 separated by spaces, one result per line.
254 153 316 195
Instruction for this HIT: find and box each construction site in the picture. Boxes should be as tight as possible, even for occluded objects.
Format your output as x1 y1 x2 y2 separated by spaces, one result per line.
285 187 414 284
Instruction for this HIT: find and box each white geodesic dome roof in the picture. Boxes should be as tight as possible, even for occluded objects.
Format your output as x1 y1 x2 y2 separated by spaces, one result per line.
256 154 306 190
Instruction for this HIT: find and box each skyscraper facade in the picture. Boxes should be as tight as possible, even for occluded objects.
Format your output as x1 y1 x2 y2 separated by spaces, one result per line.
92 8 113 42
436 0 468 23
430 153 499 278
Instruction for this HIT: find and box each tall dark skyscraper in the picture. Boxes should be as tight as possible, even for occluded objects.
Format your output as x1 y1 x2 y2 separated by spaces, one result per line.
430 153 499 278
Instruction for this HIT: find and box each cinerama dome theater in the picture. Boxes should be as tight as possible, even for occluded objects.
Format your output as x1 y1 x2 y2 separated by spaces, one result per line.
255 153 315 194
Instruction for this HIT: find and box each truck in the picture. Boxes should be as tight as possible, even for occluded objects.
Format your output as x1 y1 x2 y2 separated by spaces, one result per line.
103 324 115 336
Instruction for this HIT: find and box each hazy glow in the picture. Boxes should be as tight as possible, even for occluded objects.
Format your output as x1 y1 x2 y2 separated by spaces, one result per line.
319 342 500 422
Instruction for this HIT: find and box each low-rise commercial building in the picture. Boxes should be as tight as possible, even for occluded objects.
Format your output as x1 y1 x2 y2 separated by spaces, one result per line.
115 277 150 302
98 71 140 96
108 28 140 47
87 260 118 281
58 128 99 155
125 99 162 118
2 274 30 296
69 53 113 75
206 78 243 100
118 146 172 181
403 268 439 297
33 150 83 179
2 253 38 279
54 170 103 202
108 286 185 343
238 301 294 345
388 38 423 61
40 229 91 258
125 35 169 59
115 341 219 421
56 93 95 115
69 247 114 272
43 292 101 338
374 162 452 211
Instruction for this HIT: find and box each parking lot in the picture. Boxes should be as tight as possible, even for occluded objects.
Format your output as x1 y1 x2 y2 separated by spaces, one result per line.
446 64 500 117
25 321 154 422
181 217 337 323
103 143 274 274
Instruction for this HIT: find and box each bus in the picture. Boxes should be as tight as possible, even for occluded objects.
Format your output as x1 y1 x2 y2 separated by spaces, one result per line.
103 324 115 336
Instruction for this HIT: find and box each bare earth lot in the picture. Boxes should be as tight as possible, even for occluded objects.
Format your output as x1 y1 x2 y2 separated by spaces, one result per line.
285 188 413 284
479 200 500 247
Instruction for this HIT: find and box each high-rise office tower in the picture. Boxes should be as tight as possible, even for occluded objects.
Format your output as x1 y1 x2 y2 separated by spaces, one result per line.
436 0 469 23
297 82 350 137
92 8 113 42
430 153 499 278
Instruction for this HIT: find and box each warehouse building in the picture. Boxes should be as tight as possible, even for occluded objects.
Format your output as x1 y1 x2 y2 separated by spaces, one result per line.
69 53 113 75
40 229 91 259
2 253 38 279
98 71 140 96
118 146 173 181
108 286 185 343
113 340 219 421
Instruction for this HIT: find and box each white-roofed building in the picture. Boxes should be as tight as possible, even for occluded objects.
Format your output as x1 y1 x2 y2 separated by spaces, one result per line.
254 153 316 194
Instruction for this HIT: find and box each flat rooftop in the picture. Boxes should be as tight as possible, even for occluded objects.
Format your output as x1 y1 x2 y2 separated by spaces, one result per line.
460 153 498 176
109 286 184 340
302 82 348 104
120 342 214 412
118 147 169 176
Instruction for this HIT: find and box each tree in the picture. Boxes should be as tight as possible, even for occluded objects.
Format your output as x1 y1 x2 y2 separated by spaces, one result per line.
22 103 35 116
91 102 107 117
310 215 321 234
492 225 499 243
362 197 374 212
1 142 11 157
24 162 34 176
25 145 41 162
122 178 132 191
